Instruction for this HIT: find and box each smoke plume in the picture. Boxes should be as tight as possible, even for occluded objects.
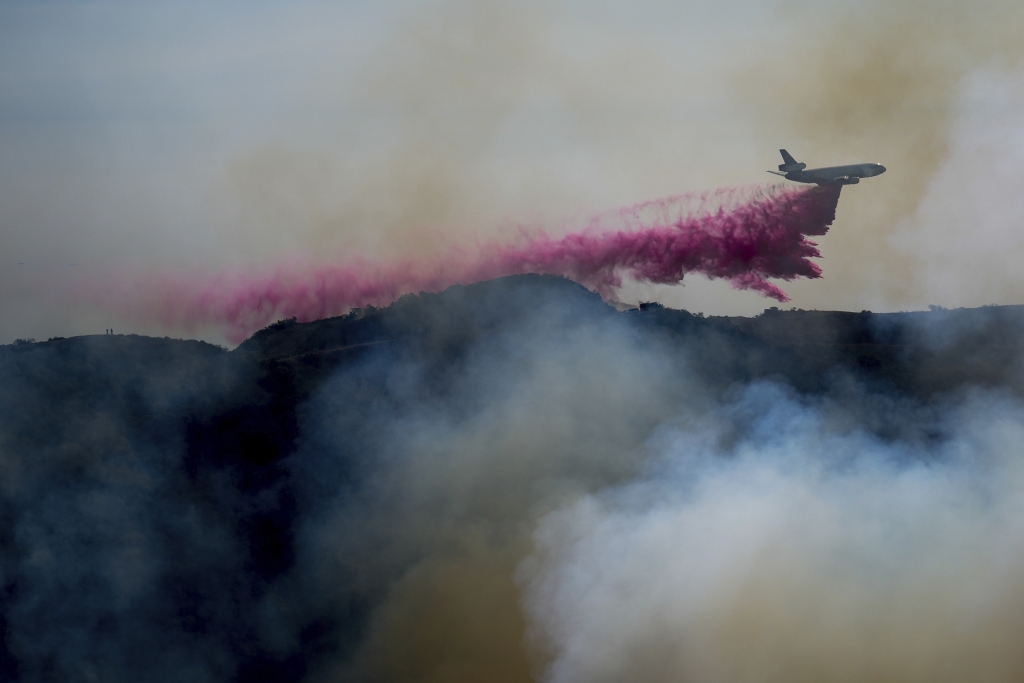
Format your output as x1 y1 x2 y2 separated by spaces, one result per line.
521 382 1024 683
106 184 839 342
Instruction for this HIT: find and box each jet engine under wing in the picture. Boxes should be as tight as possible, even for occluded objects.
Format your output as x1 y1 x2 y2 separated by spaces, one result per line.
768 150 885 185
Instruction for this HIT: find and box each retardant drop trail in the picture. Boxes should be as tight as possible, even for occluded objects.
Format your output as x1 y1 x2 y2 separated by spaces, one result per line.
111 183 842 342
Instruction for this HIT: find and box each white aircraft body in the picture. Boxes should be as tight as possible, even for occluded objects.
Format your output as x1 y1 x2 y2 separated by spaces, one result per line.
768 149 886 185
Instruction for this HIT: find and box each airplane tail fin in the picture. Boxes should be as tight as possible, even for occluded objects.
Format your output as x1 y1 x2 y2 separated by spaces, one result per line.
778 149 807 172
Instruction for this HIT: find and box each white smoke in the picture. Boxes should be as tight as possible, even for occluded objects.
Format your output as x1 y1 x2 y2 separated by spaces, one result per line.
521 382 1024 683
891 64 1024 309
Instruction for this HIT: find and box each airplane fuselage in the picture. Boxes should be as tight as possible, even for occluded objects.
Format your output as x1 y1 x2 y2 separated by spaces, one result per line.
769 150 885 185
784 162 886 186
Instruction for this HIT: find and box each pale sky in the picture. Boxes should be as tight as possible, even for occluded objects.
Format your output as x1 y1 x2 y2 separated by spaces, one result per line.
3 0 1024 344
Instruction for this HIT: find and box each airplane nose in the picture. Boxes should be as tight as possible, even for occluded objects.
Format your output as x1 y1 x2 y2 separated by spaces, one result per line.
875 164 887 175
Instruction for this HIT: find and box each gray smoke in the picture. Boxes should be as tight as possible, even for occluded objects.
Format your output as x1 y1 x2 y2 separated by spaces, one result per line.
281 295 701 681
521 382 1024 683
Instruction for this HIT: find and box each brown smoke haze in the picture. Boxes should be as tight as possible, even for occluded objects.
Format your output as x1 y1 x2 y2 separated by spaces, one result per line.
5 0 1024 342
739 0 1024 309
215 0 1024 323
221 1 559 263
218 0 702 264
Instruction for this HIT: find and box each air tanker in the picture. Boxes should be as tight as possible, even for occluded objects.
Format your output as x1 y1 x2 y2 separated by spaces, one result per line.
767 149 886 185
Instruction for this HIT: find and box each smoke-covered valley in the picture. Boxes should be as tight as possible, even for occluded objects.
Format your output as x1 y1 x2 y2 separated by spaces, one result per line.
4 274 1024 682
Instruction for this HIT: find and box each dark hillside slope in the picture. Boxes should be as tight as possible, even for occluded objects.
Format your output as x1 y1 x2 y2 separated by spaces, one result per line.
2 275 1024 682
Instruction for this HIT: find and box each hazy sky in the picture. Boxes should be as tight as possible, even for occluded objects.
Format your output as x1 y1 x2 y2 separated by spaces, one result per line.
3 0 1024 344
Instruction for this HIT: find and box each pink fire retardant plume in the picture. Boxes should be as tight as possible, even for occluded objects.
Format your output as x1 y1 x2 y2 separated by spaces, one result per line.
114 183 841 343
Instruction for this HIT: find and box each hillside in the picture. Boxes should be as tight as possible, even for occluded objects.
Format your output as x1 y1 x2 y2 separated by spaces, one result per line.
2 274 1024 682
